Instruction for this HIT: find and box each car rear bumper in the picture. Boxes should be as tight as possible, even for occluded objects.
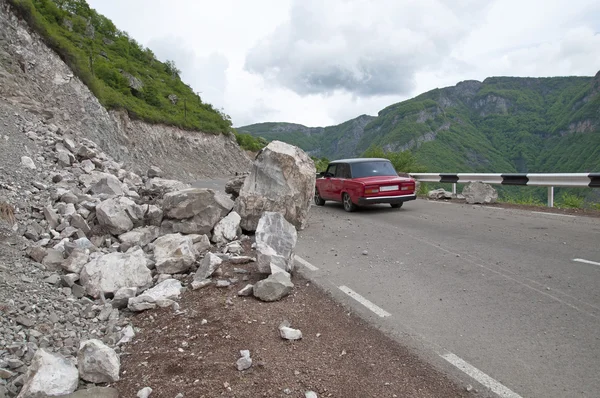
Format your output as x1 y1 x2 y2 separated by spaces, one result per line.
357 194 416 205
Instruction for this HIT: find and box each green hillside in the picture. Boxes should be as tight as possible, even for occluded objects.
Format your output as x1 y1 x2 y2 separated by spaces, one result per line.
8 0 232 133
239 73 600 174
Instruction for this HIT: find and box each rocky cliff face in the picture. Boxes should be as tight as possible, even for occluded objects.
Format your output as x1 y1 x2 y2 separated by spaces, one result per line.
0 0 251 182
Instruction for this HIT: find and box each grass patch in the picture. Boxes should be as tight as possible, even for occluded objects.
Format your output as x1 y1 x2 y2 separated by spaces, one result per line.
8 0 231 134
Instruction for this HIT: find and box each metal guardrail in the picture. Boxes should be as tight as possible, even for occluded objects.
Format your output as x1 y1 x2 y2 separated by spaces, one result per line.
409 173 600 207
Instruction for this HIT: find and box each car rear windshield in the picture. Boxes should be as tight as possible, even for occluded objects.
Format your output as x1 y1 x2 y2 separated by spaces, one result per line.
350 161 398 178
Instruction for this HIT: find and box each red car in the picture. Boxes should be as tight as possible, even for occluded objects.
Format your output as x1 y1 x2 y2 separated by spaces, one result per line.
314 158 416 212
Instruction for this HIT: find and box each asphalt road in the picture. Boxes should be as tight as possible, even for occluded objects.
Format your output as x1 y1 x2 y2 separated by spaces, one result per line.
294 199 600 398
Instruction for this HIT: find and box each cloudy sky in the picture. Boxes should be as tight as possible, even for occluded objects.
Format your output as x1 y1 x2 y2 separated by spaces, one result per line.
87 0 600 127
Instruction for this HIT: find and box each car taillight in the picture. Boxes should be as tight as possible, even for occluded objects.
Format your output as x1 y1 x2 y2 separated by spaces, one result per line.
401 183 415 191
364 186 379 194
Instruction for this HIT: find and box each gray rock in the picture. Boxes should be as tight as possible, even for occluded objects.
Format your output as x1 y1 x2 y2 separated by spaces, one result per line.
20 156 36 170
147 166 163 178
70 214 91 235
112 287 138 309
60 191 79 204
76 145 96 160
43 206 60 229
119 226 160 247
225 174 247 199
462 181 498 204
234 141 316 231
18 349 78 398
96 197 142 235
195 252 222 281
237 284 254 296
80 248 152 298
163 188 233 226
428 188 453 200
145 178 189 194
253 272 294 302
78 339 120 383
117 325 135 346
136 387 152 398
191 279 211 290
61 249 89 274
27 246 48 263
60 387 119 398
81 159 96 174
88 173 123 196
57 151 73 167
152 233 198 274
255 212 297 274
128 279 182 312
216 280 231 288
192 234 211 254
236 350 252 371
211 211 241 244
279 321 302 340
42 248 64 270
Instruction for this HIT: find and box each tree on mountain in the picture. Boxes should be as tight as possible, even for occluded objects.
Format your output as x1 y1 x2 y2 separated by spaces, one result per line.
165 60 181 78
361 145 426 173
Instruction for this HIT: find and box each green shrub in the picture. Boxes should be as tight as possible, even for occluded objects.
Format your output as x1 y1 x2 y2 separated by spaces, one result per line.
557 193 584 209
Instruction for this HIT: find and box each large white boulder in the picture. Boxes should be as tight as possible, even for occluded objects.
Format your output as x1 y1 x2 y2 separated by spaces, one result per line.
80 249 153 298
234 141 316 231
96 197 143 235
152 233 198 274
77 339 120 383
255 212 297 274
17 349 79 398
462 181 498 204
211 211 241 244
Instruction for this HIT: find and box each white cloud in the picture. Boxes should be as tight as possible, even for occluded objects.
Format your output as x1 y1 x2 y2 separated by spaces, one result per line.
244 0 489 96
86 0 600 127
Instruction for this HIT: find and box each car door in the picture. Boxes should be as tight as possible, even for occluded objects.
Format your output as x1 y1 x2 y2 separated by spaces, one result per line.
320 164 337 199
331 163 349 200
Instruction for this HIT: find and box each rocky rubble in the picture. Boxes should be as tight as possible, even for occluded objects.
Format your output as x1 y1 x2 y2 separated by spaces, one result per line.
0 119 314 396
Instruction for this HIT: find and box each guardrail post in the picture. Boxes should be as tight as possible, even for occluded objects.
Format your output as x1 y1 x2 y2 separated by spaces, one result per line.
452 183 457 195
548 186 554 208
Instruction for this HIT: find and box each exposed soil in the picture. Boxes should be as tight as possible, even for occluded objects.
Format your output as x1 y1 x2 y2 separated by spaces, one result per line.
115 252 471 398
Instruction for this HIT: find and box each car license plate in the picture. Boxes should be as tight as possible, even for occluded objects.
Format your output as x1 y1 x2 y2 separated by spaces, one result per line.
380 185 398 192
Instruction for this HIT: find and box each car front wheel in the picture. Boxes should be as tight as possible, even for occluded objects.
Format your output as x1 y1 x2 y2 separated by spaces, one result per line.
314 188 326 206
390 203 403 209
342 193 357 212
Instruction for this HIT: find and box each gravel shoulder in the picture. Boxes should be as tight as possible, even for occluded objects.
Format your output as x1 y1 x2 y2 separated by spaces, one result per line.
115 252 471 398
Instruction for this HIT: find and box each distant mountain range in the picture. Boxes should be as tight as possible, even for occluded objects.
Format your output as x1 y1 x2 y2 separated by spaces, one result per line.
238 72 600 173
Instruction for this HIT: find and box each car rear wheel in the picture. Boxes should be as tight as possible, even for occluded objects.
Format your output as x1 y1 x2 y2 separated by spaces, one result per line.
314 188 326 206
390 203 403 209
343 193 356 212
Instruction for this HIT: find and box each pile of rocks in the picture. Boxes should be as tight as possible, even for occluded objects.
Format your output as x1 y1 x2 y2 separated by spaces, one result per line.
427 182 498 204
0 126 315 397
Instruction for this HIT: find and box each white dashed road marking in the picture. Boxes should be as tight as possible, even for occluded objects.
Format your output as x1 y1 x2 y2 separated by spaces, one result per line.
338 286 391 318
294 255 319 271
573 258 600 267
441 352 523 398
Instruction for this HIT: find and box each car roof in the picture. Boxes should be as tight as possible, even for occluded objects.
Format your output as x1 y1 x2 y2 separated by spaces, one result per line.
329 158 391 164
